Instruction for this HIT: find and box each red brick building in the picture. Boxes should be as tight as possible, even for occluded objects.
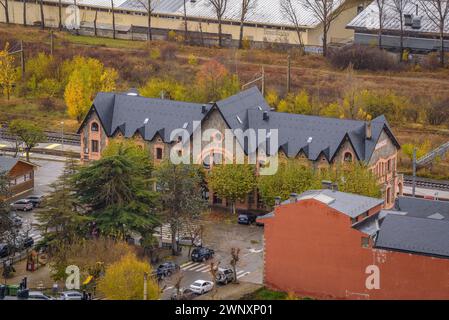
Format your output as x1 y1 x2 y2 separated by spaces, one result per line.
259 190 449 299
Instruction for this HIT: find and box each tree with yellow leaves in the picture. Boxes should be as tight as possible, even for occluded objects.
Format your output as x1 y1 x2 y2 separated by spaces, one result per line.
0 43 17 100
97 253 160 300
64 69 91 123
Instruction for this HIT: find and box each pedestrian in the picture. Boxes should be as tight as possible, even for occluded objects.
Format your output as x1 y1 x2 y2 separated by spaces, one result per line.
52 282 58 295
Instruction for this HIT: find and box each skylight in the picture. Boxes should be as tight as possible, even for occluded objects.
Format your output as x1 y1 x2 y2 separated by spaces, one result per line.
307 137 313 143
183 122 188 129
144 118 149 124
236 115 243 124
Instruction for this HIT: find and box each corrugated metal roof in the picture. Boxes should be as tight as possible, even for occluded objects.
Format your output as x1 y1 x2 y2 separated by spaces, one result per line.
347 0 449 35
45 0 345 28
175 0 342 28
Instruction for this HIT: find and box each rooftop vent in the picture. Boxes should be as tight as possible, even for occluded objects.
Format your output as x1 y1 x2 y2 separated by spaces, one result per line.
263 111 269 121
274 196 282 206
289 193 298 203
321 180 333 190
366 121 372 140
412 16 422 29
182 122 188 129
201 105 207 114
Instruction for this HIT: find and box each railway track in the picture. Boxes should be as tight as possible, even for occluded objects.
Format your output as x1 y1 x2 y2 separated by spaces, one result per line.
0 128 80 146
403 175 449 191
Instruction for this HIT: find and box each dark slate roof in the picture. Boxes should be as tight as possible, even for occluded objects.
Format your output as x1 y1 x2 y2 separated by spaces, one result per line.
0 156 19 173
394 196 449 220
375 214 449 258
80 87 398 161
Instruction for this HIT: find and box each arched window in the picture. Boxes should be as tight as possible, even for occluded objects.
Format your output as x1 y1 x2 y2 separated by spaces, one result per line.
91 122 99 132
344 152 353 162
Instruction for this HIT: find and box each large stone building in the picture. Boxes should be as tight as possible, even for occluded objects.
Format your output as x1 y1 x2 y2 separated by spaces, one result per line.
77 87 402 209
0 0 365 48
259 190 449 299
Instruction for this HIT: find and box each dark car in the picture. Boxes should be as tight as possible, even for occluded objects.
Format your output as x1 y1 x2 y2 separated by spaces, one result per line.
215 267 235 285
156 262 180 278
8 212 23 228
15 234 34 250
0 243 10 258
170 288 197 301
238 213 257 225
191 247 215 262
25 195 44 208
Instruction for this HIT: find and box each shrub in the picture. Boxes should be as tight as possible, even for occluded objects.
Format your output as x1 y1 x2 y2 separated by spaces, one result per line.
168 30 177 41
188 54 198 66
328 44 399 71
149 48 161 60
159 43 177 61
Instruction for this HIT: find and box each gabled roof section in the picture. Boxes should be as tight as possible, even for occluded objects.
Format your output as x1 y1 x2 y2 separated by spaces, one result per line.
295 189 384 218
0 156 38 173
364 115 400 162
394 196 449 220
375 214 449 259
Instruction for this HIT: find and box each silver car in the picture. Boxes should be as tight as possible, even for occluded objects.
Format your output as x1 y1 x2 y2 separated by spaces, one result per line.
28 291 55 300
10 199 33 211
59 291 83 300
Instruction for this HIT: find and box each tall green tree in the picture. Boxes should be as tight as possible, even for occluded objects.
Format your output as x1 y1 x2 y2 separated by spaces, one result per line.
35 158 90 247
207 164 256 214
155 162 207 255
8 119 46 161
258 161 320 206
73 140 159 238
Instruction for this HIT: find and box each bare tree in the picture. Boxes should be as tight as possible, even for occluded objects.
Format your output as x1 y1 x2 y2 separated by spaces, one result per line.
0 0 9 24
207 0 229 47
280 0 305 50
94 9 98 36
183 0 189 43
389 0 411 61
230 247 241 283
111 0 116 39
299 0 355 56
40 0 45 29
23 0 27 26
419 0 449 66
239 0 257 49
375 0 387 48
58 0 62 30
137 0 159 41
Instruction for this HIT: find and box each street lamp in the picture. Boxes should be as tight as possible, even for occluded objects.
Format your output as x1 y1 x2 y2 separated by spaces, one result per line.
61 121 64 154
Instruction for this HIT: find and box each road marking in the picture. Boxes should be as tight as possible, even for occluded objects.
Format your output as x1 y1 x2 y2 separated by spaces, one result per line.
236 270 245 276
0 144 7 148
45 143 61 149
189 264 209 272
180 261 195 268
181 263 202 271
164 286 173 291
237 272 250 279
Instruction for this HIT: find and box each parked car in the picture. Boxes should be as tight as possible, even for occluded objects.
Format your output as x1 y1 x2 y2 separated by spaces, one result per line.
15 233 34 250
0 243 10 258
59 291 83 300
238 213 257 225
215 267 235 285
189 280 214 295
191 247 215 262
170 288 197 300
25 195 44 208
10 199 33 211
177 236 202 247
8 212 23 228
156 262 180 278
28 291 54 300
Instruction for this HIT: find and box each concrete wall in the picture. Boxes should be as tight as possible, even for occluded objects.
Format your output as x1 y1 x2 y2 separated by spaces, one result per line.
263 199 449 299
0 0 358 47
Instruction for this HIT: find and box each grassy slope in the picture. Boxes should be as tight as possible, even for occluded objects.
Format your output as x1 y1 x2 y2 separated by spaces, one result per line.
1 24 448 177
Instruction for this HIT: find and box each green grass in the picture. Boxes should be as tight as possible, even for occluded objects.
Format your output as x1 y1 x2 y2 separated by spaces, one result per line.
62 34 147 50
243 288 288 300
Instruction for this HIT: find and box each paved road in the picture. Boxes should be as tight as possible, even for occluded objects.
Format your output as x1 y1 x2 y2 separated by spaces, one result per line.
403 185 449 201
0 139 80 155
159 221 264 299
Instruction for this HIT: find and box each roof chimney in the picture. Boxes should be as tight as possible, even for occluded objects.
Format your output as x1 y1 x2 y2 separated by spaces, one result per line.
263 111 269 121
289 193 298 203
321 180 332 190
366 121 372 140
274 196 282 207
201 105 207 114
331 183 338 192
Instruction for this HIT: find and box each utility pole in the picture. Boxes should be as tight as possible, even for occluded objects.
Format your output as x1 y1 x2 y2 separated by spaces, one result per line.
50 31 54 56
9 41 25 78
143 272 148 300
412 147 416 197
287 54 291 93
61 121 64 154
261 66 265 96
242 67 266 95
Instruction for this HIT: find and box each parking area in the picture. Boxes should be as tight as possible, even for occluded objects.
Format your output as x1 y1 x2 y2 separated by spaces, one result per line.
159 219 264 300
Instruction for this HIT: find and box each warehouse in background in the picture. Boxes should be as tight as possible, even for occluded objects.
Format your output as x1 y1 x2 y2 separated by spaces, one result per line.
0 0 365 49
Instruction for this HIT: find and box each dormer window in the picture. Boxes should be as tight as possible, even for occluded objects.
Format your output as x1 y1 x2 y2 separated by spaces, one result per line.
91 122 99 132
344 152 353 162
